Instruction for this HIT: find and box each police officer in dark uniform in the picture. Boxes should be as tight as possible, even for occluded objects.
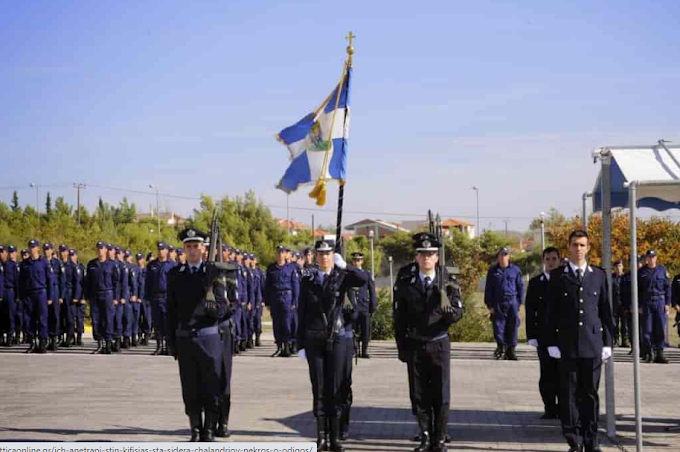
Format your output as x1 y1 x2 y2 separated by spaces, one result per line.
44 243 65 351
297 240 368 452
122 250 139 348
85 241 119 354
136 253 151 345
21 240 57 353
621 255 646 355
68 249 86 346
525 246 561 419
347 252 377 358
545 230 613 452
146 242 177 355
671 270 680 345
393 233 463 452
638 250 670 363
0 246 5 346
58 244 71 346
484 247 524 360
167 228 232 442
265 245 299 357
612 259 629 347
1 246 20 346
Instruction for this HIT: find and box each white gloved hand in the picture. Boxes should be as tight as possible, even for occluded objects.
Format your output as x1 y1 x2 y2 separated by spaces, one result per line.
547 346 561 359
333 253 347 269
601 346 612 362
298 348 307 360
528 339 538 348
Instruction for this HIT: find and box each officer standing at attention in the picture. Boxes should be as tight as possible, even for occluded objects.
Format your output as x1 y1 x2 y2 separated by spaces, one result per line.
485 247 524 360
44 243 65 351
671 268 680 344
136 253 151 345
58 244 71 346
1 246 20 347
612 260 629 347
393 233 463 452
146 242 177 355
638 250 670 363
167 228 229 442
122 250 138 348
265 245 299 357
297 240 368 452
525 246 561 419
0 247 4 345
21 240 57 353
85 241 119 354
68 249 86 346
347 252 377 358
545 230 613 452
61 247 76 347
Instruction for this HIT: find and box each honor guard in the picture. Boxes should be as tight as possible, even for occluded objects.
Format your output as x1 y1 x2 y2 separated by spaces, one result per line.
545 230 613 452
485 247 524 360
1 246 20 346
167 228 233 442
146 241 177 355
20 240 57 353
638 250 671 363
393 233 463 452
612 260 629 347
67 249 86 346
525 247 562 419
85 241 119 354
265 245 299 357
347 252 377 359
297 240 368 452
136 253 151 345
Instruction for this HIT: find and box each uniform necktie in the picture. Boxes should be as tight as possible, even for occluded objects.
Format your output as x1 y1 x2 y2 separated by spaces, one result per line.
191 266 198 275
576 269 583 283
424 276 432 289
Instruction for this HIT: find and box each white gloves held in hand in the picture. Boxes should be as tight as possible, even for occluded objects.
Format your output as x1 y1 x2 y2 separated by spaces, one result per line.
333 253 347 269
601 346 612 362
548 346 561 359
528 339 538 348
298 348 307 360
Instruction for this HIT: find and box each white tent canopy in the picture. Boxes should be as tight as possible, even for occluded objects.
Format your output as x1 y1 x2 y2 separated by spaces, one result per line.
593 144 680 212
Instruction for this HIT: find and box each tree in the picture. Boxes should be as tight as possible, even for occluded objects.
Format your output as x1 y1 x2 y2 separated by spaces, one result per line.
11 191 20 213
45 192 53 218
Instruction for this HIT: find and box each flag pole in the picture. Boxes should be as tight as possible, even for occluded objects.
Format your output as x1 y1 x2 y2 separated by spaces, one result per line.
334 31 354 250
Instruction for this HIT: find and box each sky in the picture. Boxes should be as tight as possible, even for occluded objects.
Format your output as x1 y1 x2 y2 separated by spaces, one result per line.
2 0 680 233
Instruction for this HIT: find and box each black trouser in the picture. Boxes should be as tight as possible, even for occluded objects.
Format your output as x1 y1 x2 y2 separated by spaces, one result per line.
559 358 602 451
615 308 629 344
405 337 450 441
538 346 559 414
219 321 233 397
356 311 371 349
305 335 353 419
338 336 354 426
176 334 224 416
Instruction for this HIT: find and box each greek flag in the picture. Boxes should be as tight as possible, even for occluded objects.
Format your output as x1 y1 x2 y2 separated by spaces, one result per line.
276 67 351 206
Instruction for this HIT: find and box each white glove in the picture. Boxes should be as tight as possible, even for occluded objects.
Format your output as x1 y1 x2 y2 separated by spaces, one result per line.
298 348 307 360
547 346 561 359
601 346 612 362
528 339 538 348
333 253 347 269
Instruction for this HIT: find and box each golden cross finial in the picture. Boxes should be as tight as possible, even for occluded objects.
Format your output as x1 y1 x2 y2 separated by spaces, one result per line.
345 31 355 67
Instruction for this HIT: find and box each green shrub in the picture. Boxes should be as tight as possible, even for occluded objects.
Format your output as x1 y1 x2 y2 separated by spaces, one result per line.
371 287 395 340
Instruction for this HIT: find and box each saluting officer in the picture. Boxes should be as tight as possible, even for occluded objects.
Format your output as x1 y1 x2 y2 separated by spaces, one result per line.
167 228 230 442
146 242 177 355
638 250 671 363
85 241 119 354
393 233 463 452
347 252 377 358
297 240 368 452
21 240 57 353
545 230 613 452
484 247 524 360
525 246 561 419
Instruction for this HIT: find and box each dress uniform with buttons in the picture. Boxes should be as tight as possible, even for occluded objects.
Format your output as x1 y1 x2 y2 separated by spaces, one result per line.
637 250 671 363
167 228 231 442
20 240 57 353
146 242 177 355
265 245 299 357
484 247 524 360
85 241 119 354
394 233 463 452
347 252 377 358
545 231 613 452
297 240 368 452
525 247 561 419
611 260 629 348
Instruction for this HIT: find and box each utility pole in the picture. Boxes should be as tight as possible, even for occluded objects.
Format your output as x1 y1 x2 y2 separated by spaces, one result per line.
504 220 509 236
149 185 161 237
74 183 86 225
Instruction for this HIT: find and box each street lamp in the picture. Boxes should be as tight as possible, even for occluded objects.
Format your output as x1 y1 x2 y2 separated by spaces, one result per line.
472 186 480 236
388 256 394 303
149 184 161 237
29 183 40 218
368 229 375 279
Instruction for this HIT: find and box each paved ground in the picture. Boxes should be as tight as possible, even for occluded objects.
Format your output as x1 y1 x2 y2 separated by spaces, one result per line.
1 336 679 451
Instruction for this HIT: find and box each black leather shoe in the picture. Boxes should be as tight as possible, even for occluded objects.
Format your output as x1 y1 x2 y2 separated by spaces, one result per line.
201 413 216 442
413 431 430 452
189 415 202 442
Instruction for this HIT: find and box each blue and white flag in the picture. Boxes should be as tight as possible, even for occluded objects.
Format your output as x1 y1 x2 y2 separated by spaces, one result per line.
276 67 351 206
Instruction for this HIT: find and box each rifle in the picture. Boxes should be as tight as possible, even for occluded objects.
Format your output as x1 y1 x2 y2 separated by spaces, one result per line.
428 210 463 321
203 208 238 318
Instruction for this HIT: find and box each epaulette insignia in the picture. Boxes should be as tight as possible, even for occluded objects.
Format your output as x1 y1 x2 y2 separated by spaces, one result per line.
179 265 186 272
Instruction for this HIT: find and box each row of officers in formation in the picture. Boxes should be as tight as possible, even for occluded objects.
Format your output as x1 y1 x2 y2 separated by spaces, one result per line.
0 239 378 360
485 246 679 363
0 243 378 358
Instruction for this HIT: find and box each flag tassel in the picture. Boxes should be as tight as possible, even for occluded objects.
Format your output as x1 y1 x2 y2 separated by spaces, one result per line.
308 179 327 206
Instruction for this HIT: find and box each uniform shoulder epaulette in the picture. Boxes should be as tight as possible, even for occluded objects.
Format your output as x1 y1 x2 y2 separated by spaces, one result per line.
397 263 417 278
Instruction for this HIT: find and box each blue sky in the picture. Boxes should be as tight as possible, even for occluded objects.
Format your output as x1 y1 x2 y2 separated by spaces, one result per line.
2 0 680 232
